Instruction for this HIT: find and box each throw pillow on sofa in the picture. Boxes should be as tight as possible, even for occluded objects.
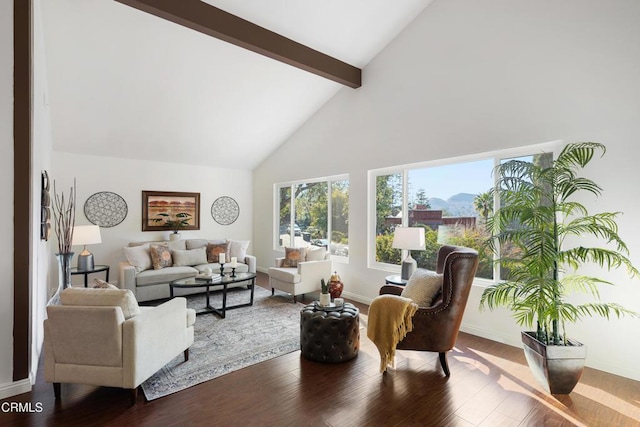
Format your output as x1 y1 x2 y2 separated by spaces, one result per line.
186 239 225 250
207 242 229 263
123 244 152 273
283 247 306 267
228 240 250 261
173 247 208 266
150 244 173 270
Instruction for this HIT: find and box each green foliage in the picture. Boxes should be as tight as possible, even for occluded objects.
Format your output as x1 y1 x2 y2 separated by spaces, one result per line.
473 191 493 223
414 188 431 208
410 225 494 279
331 183 349 236
332 230 348 244
151 212 192 232
376 223 494 280
281 181 349 242
376 233 401 264
447 228 494 279
278 187 291 226
480 142 638 345
376 174 401 234
296 182 328 232
412 227 439 270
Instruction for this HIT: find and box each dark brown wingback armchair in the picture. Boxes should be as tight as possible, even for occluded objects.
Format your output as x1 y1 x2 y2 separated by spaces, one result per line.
379 245 479 376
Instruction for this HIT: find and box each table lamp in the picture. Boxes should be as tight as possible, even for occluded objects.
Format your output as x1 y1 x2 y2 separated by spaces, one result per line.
392 226 425 280
72 225 102 271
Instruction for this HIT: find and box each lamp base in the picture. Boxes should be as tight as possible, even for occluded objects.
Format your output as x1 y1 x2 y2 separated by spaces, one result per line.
401 256 417 280
77 253 95 271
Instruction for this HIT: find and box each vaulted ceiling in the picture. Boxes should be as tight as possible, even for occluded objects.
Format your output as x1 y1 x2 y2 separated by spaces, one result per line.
41 0 434 169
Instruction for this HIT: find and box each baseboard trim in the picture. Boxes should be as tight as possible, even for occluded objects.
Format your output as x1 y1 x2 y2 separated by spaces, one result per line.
459 323 522 348
341 290 372 306
0 378 32 400
458 324 640 381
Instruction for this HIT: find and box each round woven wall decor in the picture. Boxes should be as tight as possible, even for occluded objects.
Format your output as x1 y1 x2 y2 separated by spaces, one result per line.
84 191 128 227
211 196 239 225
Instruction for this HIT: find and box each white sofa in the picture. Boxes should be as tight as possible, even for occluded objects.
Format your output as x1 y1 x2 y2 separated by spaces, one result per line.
119 238 256 302
44 287 196 404
268 246 332 303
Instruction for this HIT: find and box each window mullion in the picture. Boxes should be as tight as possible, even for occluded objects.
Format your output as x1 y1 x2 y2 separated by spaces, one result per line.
493 157 501 283
402 170 409 226
290 184 296 243
401 170 409 260
327 181 333 255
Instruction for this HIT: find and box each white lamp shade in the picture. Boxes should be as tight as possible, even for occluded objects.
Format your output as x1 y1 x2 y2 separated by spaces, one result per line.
72 225 102 246
392 227 425 250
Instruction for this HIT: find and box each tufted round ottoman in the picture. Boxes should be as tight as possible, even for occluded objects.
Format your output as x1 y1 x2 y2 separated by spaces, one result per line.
300 302 360 363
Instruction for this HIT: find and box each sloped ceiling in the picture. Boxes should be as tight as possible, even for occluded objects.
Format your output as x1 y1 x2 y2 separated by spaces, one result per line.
41 0 434 169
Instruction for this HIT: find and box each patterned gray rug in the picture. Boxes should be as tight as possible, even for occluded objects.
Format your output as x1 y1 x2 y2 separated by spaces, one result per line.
141 285 302 400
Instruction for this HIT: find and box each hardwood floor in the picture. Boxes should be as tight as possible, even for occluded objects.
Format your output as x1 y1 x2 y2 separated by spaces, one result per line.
2 273 639 426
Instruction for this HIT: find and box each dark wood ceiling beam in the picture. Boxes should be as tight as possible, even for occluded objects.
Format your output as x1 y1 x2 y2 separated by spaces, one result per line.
114 0 362 88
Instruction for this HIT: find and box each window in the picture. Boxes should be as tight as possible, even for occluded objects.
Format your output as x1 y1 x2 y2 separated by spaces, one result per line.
370 142 558 283
497 152 554 280
276 176 349 259
277 186 292 247
331 179 349 257
375 173 402 265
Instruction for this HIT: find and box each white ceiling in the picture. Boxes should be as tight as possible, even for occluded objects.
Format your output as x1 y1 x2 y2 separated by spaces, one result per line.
41 0 434 170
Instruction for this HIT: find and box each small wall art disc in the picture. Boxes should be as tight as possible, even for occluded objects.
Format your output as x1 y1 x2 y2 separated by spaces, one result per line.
211 196 239 225
84 191 128 227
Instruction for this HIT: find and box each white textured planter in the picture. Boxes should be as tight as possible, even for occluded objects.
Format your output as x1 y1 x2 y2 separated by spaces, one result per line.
319 293 331 306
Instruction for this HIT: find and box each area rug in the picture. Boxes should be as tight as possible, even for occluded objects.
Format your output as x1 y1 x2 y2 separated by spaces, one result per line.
141 285 302 400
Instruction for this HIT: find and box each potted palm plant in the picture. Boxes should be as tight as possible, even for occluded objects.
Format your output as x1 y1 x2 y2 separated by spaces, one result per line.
480 142 638 394
152 212 192 240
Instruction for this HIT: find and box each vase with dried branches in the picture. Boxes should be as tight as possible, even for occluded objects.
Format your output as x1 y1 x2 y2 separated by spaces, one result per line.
48 180 76 306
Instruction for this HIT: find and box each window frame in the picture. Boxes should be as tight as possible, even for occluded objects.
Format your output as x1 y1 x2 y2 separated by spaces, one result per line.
274 174 349 262
368 140 562 285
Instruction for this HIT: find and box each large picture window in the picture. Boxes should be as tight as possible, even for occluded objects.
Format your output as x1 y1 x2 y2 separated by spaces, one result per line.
276 176 349 258
370 142 558 282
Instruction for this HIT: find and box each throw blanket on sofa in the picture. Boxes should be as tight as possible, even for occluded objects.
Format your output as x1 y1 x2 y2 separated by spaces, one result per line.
367 294 419 372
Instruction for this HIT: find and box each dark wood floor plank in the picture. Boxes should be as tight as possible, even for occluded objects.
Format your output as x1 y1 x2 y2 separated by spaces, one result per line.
1 273 640 426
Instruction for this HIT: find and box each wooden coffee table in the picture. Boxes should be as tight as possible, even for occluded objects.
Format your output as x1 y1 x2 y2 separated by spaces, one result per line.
170 272 256 318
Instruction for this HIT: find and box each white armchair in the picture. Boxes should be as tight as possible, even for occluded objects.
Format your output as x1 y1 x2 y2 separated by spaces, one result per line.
268 247 332 303
44 287 195 404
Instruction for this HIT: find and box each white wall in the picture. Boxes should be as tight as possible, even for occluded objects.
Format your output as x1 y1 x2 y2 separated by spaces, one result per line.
0 0 16 397
52 152 253 292
31 0 54 384
253 0 640 380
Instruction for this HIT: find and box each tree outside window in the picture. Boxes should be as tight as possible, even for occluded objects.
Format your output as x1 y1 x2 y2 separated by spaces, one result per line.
373 150 554 281
277 177 349 258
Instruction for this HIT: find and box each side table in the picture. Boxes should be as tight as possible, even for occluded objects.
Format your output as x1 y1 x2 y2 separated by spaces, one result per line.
300 302 360 363
385 274 407 286
70 265 110 287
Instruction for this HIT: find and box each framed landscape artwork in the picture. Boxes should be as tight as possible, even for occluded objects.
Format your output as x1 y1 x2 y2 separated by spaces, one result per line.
142 191 200 232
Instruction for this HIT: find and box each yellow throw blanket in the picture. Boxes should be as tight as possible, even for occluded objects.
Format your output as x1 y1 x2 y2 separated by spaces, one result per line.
367 294 419 373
